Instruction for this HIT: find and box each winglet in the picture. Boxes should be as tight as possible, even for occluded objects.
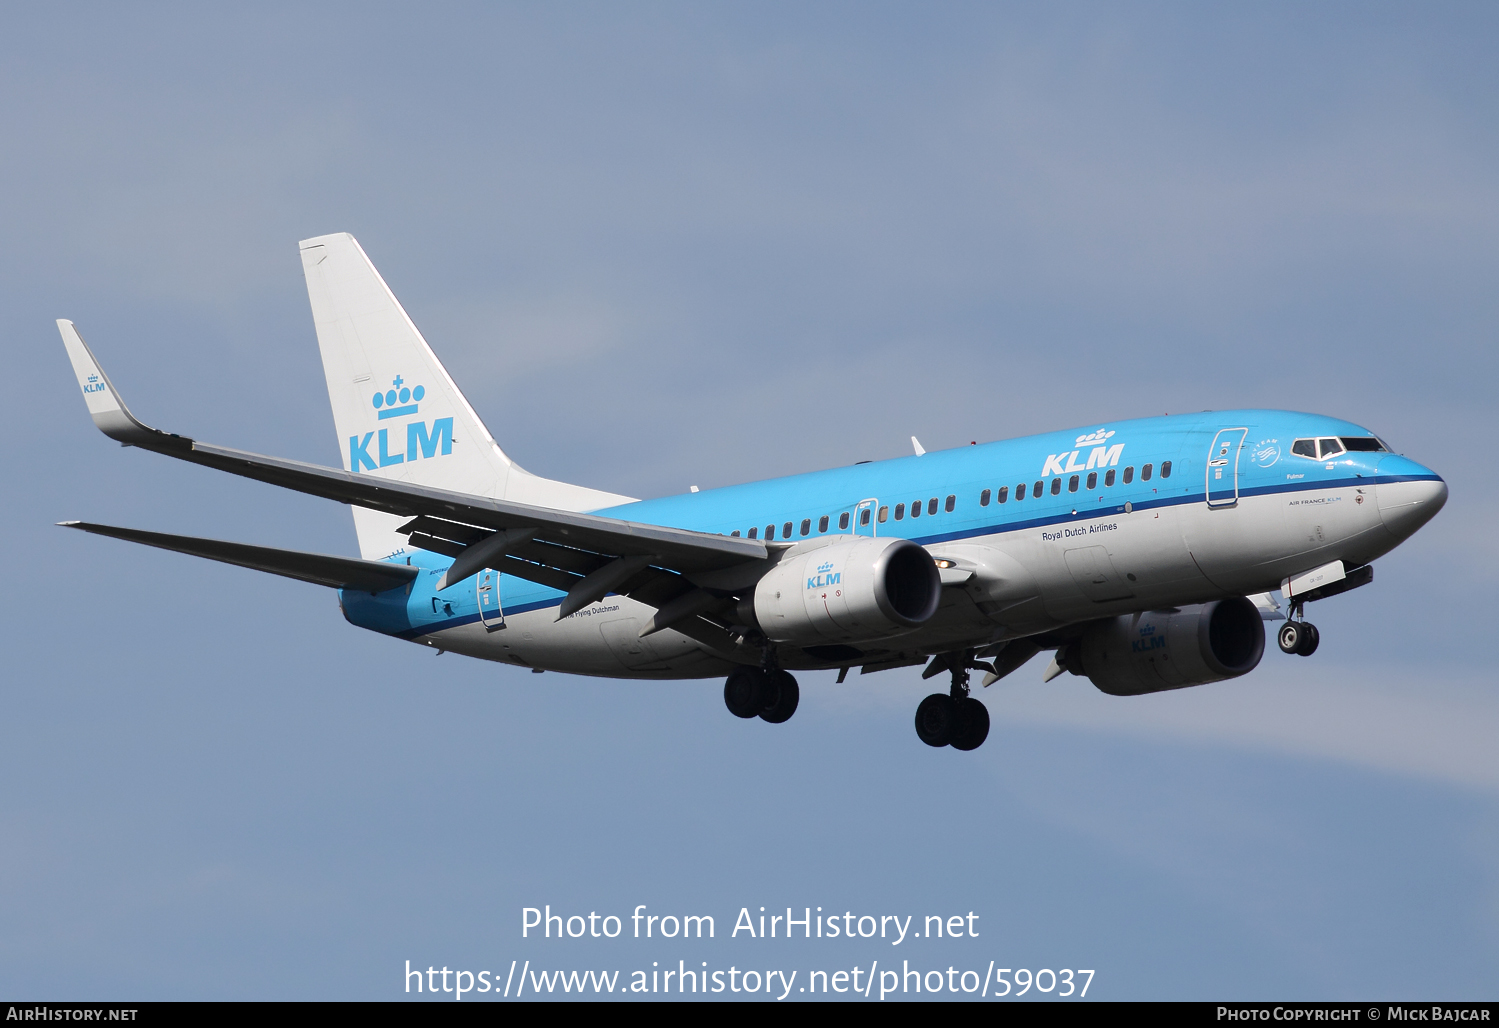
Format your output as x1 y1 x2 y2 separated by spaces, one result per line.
911 436 926 456
56 320 184 449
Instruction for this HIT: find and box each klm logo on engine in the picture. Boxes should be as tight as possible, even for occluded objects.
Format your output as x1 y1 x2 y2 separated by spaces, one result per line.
349 374 453 472
1132 624 1166 654
807 560 841 590
1042 428 1124 477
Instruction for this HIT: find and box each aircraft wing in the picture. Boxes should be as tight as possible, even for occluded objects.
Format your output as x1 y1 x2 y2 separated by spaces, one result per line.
60 521 421 593
58 321 770 633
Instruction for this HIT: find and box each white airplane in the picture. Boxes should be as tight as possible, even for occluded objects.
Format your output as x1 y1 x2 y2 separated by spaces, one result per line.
58 233 1448 751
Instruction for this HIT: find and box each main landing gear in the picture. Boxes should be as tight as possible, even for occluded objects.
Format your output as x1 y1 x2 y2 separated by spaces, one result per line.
914 654 991 751
723 665 800 724
1276 601 1320 657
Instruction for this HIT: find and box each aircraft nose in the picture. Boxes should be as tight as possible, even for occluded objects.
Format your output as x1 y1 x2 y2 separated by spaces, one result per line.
1374 459 1448 541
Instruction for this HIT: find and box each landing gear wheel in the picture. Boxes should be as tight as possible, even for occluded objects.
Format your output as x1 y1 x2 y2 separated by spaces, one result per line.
1296 622 1320 657
950 698 991 751
915 693 958 747
724 667 768 718
1277 621 1304 655
760 671 800 723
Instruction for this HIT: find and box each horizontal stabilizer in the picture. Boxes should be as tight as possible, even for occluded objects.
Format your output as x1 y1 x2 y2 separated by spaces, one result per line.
59 521 419 593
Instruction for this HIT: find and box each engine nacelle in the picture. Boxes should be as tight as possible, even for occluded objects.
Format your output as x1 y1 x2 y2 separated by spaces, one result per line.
742 536 942 646
1061 596 1265 696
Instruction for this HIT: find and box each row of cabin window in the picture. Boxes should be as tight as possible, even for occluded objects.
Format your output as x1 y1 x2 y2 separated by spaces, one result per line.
892 495 956 521
978 461 1172 506
730 494 959 540
724 459 1175 540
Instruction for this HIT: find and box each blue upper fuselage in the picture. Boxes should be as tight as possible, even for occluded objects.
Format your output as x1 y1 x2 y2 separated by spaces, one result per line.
343 409 1442 636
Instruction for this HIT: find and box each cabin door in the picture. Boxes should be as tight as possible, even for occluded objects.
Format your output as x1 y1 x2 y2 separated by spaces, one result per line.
1205 428 1248 508
476 569 505 630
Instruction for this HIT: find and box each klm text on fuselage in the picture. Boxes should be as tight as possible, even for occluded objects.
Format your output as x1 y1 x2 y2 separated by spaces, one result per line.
1041 443 1124 478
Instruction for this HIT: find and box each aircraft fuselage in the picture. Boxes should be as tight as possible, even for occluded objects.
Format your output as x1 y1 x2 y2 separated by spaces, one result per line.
341 408 1444 679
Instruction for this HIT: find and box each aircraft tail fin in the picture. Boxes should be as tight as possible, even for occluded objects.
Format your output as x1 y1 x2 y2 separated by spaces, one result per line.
298 233 631 558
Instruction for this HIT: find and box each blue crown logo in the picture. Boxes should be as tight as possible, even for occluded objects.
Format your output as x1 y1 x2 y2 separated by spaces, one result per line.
371 375 425 420
816 561 835 573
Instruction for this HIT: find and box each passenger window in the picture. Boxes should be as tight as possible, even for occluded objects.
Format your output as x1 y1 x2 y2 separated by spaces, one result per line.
1123 466 1134 484
928 497 938 516
731 530 740 537
894 503 905 520
1317 438 1345 459
1340 437 1386 452
910 500 921 518
1034 480 1044 498
860 509 871 526
1291 439 1317 458
1142 463 1153 481
1086 471 1097 490
764 525 775 540
815 515 826 533
945 495 955 512
1161 460 1172 479
783 522 793 538
1050 478 1061 495
997 486 1009 503
878 505 889 523
1015 483 1025 501
800 519 811 536
1105 469 1115 487
980 489 991 506
1068 475 1079 493
747 527 757 539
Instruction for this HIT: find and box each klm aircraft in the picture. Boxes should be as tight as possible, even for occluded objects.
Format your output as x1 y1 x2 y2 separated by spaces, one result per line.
58 233 1447 751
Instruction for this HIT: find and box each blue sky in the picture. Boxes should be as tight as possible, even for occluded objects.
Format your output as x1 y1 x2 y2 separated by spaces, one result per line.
2 2 1495 999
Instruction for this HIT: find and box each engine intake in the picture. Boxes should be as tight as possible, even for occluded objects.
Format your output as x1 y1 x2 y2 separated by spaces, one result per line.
1062 596 1265 696
741 536 941 646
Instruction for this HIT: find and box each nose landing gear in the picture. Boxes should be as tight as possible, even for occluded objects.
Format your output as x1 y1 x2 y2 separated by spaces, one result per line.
914 653 991 751
1276 603 1320 657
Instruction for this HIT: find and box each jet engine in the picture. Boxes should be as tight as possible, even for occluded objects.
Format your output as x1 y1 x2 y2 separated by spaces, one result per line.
738 536 941 646
1059 596 1265 696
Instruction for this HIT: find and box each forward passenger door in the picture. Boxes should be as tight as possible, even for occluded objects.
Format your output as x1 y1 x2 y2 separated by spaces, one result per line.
1205 428 1248 508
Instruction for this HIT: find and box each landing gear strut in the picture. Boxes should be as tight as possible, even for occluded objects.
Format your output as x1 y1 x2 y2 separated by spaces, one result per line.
1276 602 1320 657
723 656 800 724
914 653 990 751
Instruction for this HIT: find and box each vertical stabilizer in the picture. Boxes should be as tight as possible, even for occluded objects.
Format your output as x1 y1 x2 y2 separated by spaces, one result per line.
299 233 632 559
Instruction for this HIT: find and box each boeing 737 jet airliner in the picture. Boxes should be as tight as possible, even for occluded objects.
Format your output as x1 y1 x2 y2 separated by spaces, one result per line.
57 233 1447 750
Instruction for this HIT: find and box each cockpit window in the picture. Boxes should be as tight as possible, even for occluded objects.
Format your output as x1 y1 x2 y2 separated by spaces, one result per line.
1317 438 1345 459
1291 439 1318 458
1340 437 1386 452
